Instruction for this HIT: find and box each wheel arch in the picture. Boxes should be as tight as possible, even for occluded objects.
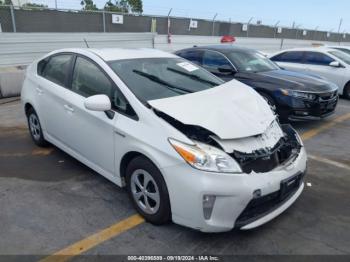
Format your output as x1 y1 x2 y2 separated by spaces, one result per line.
343 80 350 96
119 151 143 183
24 102 34 116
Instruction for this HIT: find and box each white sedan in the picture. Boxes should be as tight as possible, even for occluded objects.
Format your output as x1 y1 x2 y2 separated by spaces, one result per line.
21 48 307 232
270 47 350 98
328 45 350 56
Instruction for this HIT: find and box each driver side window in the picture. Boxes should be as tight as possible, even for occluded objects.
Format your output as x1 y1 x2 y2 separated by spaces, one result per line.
71 56 137 119
72 57 113 98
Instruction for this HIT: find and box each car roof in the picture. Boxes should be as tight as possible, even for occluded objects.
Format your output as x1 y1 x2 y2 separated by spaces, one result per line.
48 48 177 61
275 47 336 53
177 45 256 55
327 46 350 50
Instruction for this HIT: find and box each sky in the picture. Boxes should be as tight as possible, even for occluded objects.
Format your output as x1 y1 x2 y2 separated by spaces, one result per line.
30 0 349 32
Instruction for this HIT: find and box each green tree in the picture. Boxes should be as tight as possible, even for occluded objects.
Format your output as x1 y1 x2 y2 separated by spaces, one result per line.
22 3 48 8
104 0 143 14
0 0 13 5
80 0 98 11
104 0 128 12
128 0 142 13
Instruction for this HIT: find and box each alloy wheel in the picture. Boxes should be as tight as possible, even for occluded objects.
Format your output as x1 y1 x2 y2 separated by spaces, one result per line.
130 169 160 215
29 114 41 141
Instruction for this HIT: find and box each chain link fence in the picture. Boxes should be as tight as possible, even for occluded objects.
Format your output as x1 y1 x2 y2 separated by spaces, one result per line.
0 3 349 43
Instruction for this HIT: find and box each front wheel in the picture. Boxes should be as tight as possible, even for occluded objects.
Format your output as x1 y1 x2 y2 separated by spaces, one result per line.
126 156 171 225
343 83 350 99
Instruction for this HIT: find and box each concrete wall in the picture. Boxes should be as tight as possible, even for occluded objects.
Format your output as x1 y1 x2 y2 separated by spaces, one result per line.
0 32 156 67
0 69 25 98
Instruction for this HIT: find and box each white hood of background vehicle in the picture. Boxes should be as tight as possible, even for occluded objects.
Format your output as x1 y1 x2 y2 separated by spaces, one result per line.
148 80 276 140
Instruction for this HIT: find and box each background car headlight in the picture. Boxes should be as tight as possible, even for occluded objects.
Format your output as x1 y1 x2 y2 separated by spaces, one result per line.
169 138 242 173
281 89 317 100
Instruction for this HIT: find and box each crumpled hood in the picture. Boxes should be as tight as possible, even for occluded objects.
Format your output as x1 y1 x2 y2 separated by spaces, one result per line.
148 80 275 140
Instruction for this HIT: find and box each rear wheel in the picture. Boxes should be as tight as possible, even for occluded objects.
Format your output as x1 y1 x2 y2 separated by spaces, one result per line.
343 83 350 99
26 108 49 147
126 156 171 225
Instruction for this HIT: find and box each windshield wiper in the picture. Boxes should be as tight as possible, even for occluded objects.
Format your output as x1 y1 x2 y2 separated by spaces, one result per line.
133 70 193 94
167 67 220 86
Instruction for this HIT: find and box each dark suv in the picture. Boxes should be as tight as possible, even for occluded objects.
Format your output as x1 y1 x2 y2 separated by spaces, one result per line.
175 45 338 121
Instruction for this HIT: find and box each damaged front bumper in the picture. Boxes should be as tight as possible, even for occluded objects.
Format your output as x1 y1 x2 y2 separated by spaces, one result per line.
162 126 307 233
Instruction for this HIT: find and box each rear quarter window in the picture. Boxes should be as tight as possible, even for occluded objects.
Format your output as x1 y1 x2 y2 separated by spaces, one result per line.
37 58 49 76
41 54 72 87
177 50 203 65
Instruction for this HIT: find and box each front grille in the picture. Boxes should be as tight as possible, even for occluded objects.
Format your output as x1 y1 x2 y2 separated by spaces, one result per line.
230 125 301 173
319 100 337 115
235 172 304 228
318 91 338 101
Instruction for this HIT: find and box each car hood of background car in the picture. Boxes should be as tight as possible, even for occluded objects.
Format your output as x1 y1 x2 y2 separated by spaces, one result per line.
238 69 337 92
148 80 275 140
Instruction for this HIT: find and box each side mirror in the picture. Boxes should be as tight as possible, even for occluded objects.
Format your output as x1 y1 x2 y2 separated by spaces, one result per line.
84 94 111 112
217 65 236 74
329 61 341 68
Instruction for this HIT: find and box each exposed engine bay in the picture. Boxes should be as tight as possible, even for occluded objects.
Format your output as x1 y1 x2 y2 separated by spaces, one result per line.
154 109 302 173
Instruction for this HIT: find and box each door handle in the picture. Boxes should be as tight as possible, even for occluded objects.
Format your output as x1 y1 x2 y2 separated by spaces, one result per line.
36 87 43 95
64 104 74 113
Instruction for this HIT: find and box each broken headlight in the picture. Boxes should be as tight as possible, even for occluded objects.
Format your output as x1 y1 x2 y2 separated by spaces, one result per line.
169 138 242 173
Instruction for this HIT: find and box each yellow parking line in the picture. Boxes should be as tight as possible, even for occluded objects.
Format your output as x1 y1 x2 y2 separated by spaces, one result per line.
39 214 145 262
301 113 350 141
32 148 54 156
0 148 54 158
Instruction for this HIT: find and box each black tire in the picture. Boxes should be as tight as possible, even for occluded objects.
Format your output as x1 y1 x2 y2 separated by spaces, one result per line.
343 83 350 99
259 92 277 113
26 107 49 147
126 156 171 225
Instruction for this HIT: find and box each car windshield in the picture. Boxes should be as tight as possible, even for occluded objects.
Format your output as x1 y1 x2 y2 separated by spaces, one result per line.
328 50 350 65
109 58 223 102
228 50 280 73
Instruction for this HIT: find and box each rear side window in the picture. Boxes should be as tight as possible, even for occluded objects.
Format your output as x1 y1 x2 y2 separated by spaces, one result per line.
202 51 232 68
71 57 113 98
41 54 72 87
178 50 203 65
37 57 49 76
271 51 304 63
304 52 334 66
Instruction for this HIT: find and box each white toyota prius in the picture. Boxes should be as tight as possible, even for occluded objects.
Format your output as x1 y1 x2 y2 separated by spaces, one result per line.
21 48 307 232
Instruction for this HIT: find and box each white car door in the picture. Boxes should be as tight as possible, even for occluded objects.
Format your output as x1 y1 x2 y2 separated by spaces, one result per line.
303 51 346 89
61 56 117 177
36 53 75 144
